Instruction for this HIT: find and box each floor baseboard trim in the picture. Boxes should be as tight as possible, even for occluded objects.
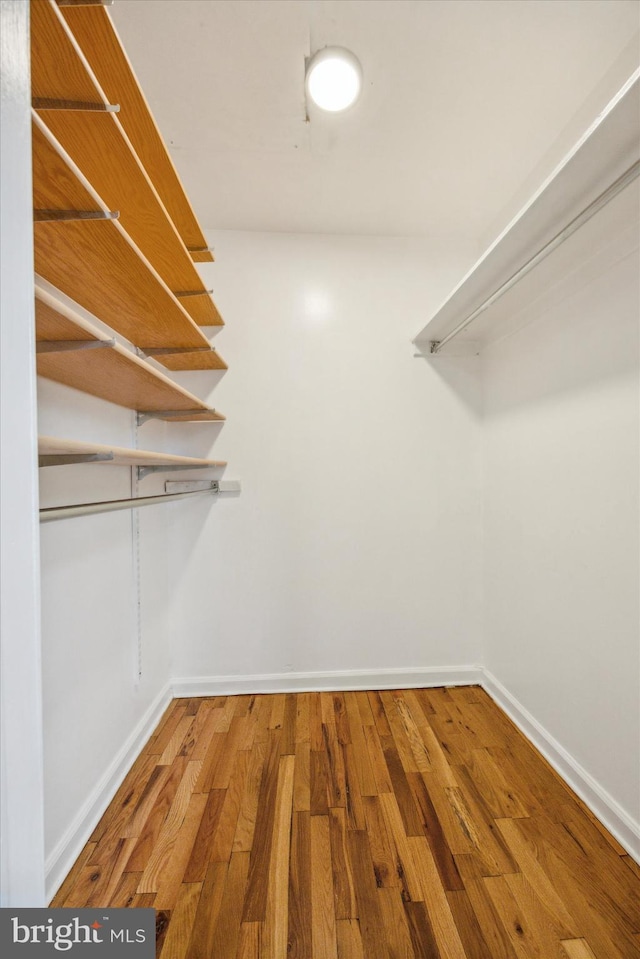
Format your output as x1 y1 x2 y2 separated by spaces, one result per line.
172 664 483 698
44 682 173 904
481 668 640 863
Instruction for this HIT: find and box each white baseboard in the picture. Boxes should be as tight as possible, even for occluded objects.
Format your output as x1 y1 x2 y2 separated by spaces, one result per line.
171 664 483 698
44 682 173 904
481 668 640 863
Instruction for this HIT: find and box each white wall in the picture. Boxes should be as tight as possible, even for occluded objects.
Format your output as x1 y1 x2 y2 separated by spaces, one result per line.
38 380 175 897
0 0 46 906
30 223 640 893
168 232 483 685
482 248 640 834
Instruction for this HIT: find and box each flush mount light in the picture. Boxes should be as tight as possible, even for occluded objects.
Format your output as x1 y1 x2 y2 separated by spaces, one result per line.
305 47 363 112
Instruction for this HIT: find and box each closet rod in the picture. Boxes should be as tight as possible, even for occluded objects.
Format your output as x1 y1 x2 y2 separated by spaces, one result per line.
430 159 640 354
40 485 219 523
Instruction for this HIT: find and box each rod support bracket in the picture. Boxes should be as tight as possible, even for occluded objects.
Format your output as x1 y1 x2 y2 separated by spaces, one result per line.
164 480 220 494
137 463 217 481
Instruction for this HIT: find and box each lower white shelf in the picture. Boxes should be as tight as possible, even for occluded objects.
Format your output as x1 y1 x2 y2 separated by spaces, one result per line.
38 436 234 522
38 435 226 471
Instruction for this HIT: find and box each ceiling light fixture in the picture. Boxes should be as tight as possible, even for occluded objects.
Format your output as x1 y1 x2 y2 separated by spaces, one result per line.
305 47 363 113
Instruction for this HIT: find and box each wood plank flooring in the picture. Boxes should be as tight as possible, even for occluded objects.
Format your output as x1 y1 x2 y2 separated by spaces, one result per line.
51 687 640 958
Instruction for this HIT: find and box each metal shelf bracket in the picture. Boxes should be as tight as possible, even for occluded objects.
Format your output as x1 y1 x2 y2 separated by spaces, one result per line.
34 209 120 222
39 452 115 467
135 345 213 359
37 338 116 353
32 98 120 113
136 409 217 426
174 289 214 298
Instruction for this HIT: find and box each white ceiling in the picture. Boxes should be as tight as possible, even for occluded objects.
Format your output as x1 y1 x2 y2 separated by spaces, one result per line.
110 0 639 243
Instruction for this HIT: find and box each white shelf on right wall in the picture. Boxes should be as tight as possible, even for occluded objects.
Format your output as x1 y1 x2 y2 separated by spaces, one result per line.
414 71 640 356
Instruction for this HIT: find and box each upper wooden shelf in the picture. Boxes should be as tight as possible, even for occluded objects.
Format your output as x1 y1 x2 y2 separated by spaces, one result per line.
56 0 214 263
414 72 640 355
32 112 226 371
39 435 226 470
31 0 223 328
35 289 225 420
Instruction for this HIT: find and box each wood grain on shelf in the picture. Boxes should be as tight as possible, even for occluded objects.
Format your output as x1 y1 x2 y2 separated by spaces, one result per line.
31 0 223 327
158 349 228 372
35 296 225 411
39 436 226 469
58 0 214 261
50 688 640 957
32 116 212 354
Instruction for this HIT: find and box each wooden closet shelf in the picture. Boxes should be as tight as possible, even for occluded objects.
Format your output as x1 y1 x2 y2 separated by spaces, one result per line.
189 249 216 263
31 0 223 328
153 350 227 372
58 0 214 261
35 294 226 414
39 436 226 470
32 114 225 367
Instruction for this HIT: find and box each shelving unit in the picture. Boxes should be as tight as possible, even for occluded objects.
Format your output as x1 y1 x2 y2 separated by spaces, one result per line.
32 115 223 367
39 436 226 473
35 292 225 418
414 72 640 355
31 0 223 328
31 0 232 512
57 0 214 264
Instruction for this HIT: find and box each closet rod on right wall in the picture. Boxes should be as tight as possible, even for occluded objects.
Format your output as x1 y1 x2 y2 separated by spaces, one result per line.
430 159 639 355
414 70 640 357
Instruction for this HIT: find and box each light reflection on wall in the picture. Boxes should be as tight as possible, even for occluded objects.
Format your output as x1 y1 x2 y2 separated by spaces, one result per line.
301 289 332 324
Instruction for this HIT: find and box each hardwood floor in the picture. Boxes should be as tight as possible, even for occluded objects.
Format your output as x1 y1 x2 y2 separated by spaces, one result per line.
51 687 640 958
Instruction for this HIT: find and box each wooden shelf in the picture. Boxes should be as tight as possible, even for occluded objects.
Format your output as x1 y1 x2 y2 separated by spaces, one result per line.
31 0 223 328
414 73 640 354
57 0 214 263
31 0 230 490
32 113 225 371
39 435 226 470
35 291 225 418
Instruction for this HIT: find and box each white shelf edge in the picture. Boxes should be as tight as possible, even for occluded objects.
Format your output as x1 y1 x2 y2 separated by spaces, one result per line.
413 69 640 351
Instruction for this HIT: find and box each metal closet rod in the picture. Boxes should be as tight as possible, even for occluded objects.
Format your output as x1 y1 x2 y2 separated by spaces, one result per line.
40 485 219 523
430 159 640 355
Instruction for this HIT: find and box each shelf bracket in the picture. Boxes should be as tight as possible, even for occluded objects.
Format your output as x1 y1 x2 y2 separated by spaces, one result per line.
135 345 213 358
136 409 217 426
34 209 120 222
137 463 216 481
174 289 214 298
39 452 115 467
36 338 116 353
164 479 241 494
429 341 441 354
164 480 220 494
32 98 120 113
187 246 214 254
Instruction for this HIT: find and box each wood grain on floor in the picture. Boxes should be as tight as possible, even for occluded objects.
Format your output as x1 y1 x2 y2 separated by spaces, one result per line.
51 687 640 958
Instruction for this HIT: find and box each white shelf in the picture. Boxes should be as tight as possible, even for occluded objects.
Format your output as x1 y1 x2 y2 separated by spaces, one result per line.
414 72 640 355
39 436 226 472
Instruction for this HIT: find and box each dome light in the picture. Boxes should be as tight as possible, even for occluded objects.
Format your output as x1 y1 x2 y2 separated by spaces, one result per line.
305 47 362 113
